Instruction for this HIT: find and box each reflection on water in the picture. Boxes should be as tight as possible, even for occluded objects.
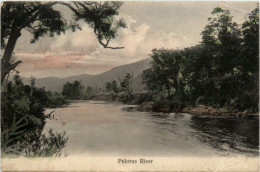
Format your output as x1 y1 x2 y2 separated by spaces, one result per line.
120 106 259 156
190 115 259 156
44 101 259 157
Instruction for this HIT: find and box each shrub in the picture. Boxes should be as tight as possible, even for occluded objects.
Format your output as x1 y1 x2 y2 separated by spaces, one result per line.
2 128 68 157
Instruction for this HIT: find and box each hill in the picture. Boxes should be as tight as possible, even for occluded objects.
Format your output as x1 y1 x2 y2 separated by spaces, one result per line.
21 58 152 92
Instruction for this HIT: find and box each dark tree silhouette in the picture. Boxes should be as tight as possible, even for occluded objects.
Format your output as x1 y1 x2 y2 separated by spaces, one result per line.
1 1 126 84
143 7 259 112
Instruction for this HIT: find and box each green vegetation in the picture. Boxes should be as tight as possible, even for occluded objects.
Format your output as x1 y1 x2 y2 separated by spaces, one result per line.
105 80 119 94
2 4 258 158
95 7 258 115
141 7 259 114
85 86 95 100
62 81 85 100
118 73 134 103
61 81 98 100
60 73 135 102
1 73 68 157
1 2 126 85
102 73 134 102
58 7 258 116
1 1 126 157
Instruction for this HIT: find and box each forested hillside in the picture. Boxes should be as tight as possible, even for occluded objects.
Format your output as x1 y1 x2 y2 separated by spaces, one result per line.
142 7 259 113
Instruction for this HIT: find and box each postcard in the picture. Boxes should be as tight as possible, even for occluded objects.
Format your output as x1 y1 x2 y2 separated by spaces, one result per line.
1 1 259 171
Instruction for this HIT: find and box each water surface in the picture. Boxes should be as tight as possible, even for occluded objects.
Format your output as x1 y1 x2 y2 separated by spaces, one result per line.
44 101 259 157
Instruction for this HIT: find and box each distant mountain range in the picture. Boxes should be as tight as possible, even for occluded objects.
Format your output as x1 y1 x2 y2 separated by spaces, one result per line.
21 58 152 92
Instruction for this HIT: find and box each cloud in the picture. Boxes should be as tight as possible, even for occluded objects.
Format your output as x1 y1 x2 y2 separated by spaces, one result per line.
16 14 190 78
97 15 189 63
50 22 98 54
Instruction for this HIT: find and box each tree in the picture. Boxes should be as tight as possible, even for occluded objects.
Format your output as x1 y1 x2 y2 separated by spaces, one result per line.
62 81 84 99
62 82 73 99
200 7 243 106
143 49 184 99
120 73 133 97
237 7 259 111
105 80 118 94
1 2 126 84
85 86 94 98
72 80 84 99
1 73 68 156
111 80 119 93
143 6 259 112
105 81 112 93
241 7 259 76
201 7 242 76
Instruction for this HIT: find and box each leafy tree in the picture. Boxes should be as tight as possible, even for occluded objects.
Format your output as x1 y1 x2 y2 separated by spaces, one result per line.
236 7 259 111
105 80 119 94
84 86 94 99
1 74 68 155
72 80 84 99
200 7 243 106
1 1 126 84
85 86 93 95
241 7 259 75
62 80 84 99
105 81 112 93
111 80 119 93
201 7 242 74
143 6 259 112
61 82 73 99
120 73 133 97
143 49 184 99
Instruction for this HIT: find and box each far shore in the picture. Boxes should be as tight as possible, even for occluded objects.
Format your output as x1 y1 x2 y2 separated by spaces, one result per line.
90 95 259 118
43 95 259 118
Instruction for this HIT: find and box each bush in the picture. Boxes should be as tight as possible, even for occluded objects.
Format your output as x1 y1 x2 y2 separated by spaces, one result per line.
132 93 153 105
2 128 68 157
1 75 69 157
22 129 68 157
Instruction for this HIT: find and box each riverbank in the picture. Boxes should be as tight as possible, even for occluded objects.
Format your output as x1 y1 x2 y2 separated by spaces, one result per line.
43 100 259 156
139 101 259 117
4 100 259 171
92 95 259 117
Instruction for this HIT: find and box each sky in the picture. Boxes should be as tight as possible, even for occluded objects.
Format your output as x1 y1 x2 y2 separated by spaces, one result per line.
14 1 258 78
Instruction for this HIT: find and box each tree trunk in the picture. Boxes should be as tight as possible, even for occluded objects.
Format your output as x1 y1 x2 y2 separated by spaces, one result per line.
1 30 21 85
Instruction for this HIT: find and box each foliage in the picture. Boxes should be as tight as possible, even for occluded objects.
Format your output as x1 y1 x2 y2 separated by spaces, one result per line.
2 128 68 157
1 73 68 157
102 74 134 103
22 129 68 157
84 86 95 100
131 93 153 105
143 7 259 113
120 73 133 95
1 2 126 85
62 81 85 100
118 73 134 102
105 80 119 94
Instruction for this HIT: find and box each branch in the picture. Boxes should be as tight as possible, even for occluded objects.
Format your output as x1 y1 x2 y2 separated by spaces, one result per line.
58 2 81 16
95 27 124 49
8 60 22 71
22 2 124 50
17 2 58 32
97 37 124 49
45 110 55 119
59 2 124 49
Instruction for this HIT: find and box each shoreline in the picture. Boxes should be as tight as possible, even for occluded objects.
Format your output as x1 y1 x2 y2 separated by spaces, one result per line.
138 102 259 117
91 95 259 118
44 95 259 118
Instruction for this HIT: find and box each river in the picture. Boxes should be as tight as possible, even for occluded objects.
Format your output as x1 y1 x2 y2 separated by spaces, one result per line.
43 101 259 157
